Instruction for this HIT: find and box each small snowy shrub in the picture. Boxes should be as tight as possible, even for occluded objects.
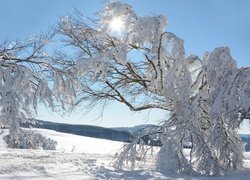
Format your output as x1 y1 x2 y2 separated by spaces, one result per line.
3 128 57 150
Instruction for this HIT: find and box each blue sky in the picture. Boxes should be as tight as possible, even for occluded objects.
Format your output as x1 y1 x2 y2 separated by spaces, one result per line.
0 1 249 131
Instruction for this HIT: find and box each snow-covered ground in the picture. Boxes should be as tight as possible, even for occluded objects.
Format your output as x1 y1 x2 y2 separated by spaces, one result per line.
0 128 250 180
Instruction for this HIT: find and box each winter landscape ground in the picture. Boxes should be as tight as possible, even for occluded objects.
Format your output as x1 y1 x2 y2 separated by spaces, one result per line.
0 128 250 180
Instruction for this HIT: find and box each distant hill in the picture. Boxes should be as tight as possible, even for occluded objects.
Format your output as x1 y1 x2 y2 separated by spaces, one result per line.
21 120 132 142
112 124 157 134
21 120 250 152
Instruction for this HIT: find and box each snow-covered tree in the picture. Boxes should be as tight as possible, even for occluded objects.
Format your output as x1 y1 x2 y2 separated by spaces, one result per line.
0 32 75 149
58 1 249 176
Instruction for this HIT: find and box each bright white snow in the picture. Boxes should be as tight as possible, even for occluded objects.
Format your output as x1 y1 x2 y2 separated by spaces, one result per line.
0 128 250 180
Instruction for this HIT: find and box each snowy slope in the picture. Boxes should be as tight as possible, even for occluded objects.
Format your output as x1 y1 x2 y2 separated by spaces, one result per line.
0 128 250 180
33 128 123 154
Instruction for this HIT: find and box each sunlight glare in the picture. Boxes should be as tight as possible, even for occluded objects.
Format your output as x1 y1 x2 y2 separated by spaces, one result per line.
109 17 124 32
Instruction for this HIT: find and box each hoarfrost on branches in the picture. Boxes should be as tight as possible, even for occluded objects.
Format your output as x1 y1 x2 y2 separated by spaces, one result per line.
0 32 75 150
57 1 249 176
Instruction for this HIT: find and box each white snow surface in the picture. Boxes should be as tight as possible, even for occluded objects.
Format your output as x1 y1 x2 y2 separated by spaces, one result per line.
0 128 250 180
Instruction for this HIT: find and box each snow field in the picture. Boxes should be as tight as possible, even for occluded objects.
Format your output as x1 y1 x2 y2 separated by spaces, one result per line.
0 128 250 180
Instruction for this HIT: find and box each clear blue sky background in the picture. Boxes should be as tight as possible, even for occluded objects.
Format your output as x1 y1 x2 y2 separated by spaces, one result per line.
0 1 249 132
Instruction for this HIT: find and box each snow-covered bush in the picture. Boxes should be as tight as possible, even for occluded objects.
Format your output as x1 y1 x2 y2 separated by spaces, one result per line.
58 1 249 176
3 128 57 150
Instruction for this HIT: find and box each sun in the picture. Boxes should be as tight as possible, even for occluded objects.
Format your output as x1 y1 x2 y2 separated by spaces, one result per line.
109 17 124 32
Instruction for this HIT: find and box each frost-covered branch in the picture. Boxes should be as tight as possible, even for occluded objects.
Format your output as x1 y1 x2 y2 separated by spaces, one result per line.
56 1 249 176
0 31 75 149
